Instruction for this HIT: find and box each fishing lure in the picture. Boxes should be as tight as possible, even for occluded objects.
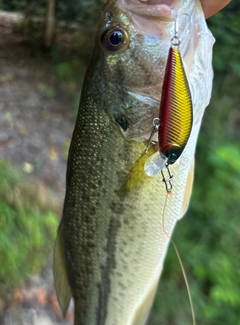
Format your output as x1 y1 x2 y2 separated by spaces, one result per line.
145 15 193 192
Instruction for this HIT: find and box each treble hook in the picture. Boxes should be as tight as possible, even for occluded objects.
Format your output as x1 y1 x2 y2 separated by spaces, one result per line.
145 118 160 153
161 164 173 193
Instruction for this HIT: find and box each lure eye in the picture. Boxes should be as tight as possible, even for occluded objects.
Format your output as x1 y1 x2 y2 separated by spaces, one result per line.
101 27 129 52
164 144 182 164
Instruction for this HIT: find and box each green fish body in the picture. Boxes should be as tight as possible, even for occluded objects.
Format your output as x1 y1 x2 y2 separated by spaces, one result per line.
54 1 214 324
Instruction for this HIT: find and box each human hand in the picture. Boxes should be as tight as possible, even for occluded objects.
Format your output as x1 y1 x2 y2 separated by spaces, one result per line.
200 0 231 18
102 0 231 18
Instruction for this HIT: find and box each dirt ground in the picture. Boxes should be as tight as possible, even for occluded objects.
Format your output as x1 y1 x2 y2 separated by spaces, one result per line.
0 11 79 325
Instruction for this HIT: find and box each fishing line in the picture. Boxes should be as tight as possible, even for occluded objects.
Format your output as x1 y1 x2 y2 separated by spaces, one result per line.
161 192 196 325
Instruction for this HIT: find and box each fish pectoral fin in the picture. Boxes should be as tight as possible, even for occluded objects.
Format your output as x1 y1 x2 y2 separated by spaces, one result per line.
179 158 195 219
122 145 156 193
53 222 72 316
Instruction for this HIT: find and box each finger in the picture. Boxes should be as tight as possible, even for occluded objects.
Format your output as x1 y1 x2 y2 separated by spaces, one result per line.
200 0 231 18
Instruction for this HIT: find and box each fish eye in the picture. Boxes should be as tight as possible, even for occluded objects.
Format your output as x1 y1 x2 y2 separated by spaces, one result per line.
101 27 129 52
109 31 123 46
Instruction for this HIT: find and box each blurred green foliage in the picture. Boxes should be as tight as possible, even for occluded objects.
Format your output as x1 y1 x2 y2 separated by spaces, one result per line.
150 2 240 325
0 161 59 296
0 0 26 11
57 0 103 26
0 0 103 26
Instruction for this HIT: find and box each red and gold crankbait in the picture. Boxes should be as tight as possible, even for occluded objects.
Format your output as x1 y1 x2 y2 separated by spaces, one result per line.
145 16 193 192
159 44 192 163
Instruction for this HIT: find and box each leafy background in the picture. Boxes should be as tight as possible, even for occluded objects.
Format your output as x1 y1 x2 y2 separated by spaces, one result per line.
0 0 239 324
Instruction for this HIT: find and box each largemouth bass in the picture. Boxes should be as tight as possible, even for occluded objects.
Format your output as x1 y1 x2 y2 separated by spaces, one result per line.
54 0 214 324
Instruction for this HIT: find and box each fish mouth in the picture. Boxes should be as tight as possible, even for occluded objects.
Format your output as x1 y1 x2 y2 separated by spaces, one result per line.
118 0 176 20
